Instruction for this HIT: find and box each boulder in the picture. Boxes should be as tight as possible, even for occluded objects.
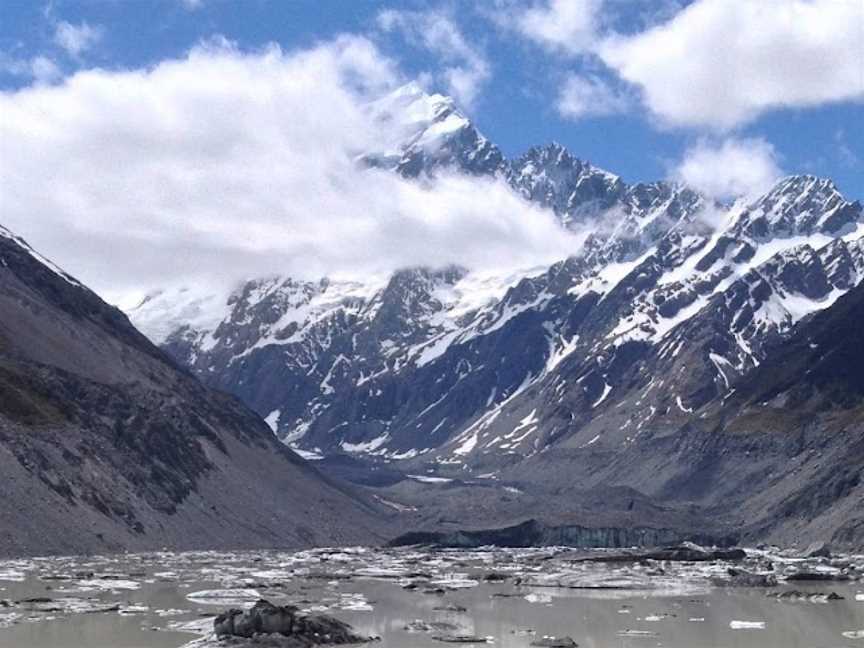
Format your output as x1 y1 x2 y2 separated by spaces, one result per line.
712 568 777 587
214 599 372 645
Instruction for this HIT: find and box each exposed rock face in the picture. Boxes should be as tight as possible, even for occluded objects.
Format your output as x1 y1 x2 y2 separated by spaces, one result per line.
0 225 386 557
214 600 372 645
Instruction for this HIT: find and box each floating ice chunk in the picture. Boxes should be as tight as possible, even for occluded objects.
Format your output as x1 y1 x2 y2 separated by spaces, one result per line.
186 588 261 605
354 567 410 579
76 578 140 591
617 629 658 637
339 593 373 611
153 571 178 579
0 570 26 581
730 620 765 630
0 612 21 629
429 574 479 589
644 613 671 621
118 604 149 615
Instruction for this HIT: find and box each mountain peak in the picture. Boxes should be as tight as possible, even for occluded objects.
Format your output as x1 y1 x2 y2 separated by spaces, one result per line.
768 174 841 199
518 141 579 167
363 83 504 178
737 174 862 238
371 82 462 129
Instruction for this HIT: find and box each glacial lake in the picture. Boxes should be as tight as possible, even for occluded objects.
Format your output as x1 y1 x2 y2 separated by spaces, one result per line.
1 546 863 647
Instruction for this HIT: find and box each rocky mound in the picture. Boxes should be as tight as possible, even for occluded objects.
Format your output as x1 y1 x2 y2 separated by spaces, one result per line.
214 600 373 646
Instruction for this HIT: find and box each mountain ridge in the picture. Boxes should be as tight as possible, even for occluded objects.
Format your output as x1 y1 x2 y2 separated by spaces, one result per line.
125 84 864 547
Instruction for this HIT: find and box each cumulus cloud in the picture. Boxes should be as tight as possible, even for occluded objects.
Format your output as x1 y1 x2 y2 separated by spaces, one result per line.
556 73 629 119
508 0 604 55
672 138 782 200
377 9 490 108
0 37 582 303
53 20 103 58
599 0 864 129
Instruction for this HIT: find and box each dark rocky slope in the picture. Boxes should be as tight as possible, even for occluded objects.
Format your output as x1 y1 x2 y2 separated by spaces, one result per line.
495 282 864 549
709 281 864 545
0 226 387 557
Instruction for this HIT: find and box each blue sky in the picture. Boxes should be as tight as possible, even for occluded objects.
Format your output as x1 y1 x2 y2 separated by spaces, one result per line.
1 0 861 196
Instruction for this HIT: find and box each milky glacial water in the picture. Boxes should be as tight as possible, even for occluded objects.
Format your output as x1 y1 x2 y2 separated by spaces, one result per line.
1 547 863 647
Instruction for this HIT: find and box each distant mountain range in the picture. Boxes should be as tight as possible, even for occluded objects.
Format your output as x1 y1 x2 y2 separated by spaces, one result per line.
124 82 864 548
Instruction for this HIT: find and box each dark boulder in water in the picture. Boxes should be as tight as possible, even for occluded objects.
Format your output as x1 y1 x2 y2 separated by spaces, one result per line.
214 599 373 645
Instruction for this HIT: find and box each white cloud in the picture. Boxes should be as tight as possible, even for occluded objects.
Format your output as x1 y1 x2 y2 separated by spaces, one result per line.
29 56 62 83
510 0 604 55
599 0 864 129
672 138 782 200
181 0 204 10
53 20 103 57
835 129 861 168
0 37 582 302
1 55 62 84
378 9 490 108
556 73 628 119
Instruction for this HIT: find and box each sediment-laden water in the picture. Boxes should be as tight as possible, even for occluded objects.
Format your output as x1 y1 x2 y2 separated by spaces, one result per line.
1 545 863 647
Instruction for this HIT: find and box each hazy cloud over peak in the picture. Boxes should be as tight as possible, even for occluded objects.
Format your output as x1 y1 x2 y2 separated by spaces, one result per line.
377 9 490 109
672 137 782 200
0 37 581 303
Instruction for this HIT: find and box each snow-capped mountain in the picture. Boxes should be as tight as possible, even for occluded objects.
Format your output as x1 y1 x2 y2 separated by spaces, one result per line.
362 81 505 177
129 83 864 477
